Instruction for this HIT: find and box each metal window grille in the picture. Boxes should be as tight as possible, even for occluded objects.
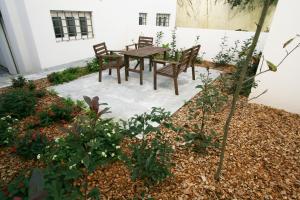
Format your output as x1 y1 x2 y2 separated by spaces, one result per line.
156 13 170 27
50 10 94 42
139 13 147 25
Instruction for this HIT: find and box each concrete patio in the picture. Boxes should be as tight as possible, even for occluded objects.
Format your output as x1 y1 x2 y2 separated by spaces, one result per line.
49 65 220 120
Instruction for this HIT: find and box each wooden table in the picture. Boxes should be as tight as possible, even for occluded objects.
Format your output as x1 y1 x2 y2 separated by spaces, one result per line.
123 46 168 85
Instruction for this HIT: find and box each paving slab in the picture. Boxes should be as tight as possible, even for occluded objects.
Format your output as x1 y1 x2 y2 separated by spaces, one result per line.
49 66 220 120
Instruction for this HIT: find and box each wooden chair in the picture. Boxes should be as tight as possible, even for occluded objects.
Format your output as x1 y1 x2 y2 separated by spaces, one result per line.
153 47 194 95
93 42 124 84
126 36 154 50
185 45 201 80
126 36 154 71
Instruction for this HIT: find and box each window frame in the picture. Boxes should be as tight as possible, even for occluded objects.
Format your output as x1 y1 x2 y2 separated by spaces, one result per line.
51 16 64 38
156 13 170 27
50 10 94 42
139 13 147 25
66 16 77 37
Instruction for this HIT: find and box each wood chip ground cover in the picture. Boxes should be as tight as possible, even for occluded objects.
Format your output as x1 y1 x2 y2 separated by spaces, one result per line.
0 70 299 199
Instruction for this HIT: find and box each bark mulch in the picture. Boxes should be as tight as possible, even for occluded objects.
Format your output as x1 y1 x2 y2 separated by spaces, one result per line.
79 94 299 199
1 68 299 199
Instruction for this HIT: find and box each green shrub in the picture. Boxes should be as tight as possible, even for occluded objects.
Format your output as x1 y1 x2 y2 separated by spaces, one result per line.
0 115 18 147
123 108 174 185
34 89 46 98
86 58 99 73
47 67 89 85
184 130 220 154
0 89 37 119
50 102 73 122
0 173 29 200
38 111 54 127
27 80 36 91
16 131 49 160
11 76 27 88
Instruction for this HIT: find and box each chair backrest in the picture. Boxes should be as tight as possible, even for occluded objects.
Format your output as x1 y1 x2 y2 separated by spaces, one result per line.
190 45 201 65
93 42 108 59
177 47 194 75
138 36 153 48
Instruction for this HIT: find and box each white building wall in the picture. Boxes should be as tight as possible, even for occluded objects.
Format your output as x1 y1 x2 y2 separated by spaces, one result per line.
250 0 300 114
1 0 269 74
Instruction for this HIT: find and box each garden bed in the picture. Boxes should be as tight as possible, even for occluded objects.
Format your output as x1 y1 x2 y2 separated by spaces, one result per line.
0 65 299 199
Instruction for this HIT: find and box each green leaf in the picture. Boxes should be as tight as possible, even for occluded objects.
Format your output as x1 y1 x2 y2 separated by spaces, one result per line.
266 60 277 72
283 37 295 48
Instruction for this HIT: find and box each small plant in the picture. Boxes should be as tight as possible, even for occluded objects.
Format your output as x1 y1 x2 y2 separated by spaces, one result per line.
185 69 227 154
0 115 18 146
0 172 29 199
155 31 164 46
212 36 240 66
123 108 174 186
41 96 119 199
47 67 84 85
27 80 36 91
38 111 54 127
11 76 27 88
170 27 177 59
16 130 49 160
86 58 99 73
0 89 37 119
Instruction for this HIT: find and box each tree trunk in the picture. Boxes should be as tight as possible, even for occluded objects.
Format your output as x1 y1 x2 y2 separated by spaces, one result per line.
215 0 271 181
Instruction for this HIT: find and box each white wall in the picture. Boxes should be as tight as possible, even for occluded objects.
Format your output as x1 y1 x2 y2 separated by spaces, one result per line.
250 0 300 114
0 17 17 74
1 0 270 74
0 0 41 74
22 0 176 70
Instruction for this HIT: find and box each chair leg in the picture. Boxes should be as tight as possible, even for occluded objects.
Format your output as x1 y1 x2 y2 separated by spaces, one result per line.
174 77 179 95
117 68 121 84
192 65 195 80
154 66 157 90
109 69 112 75
140 58 144 85
99 69 102 82
149 57 153 72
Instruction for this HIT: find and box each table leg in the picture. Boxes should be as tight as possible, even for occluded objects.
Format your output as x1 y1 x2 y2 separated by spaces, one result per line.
163 51 167 60
125 55 129 81
140 58 144 85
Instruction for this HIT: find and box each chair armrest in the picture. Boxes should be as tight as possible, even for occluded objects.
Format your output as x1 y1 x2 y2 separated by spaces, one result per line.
126 43 138 51
153 59 178 65
100 54 122 60
109 50 125 54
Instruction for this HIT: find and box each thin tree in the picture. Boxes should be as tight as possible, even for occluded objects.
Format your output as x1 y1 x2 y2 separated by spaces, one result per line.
215 0 272 180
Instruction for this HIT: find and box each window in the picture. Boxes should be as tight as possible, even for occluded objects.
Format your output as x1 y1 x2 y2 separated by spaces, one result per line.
139 13 147 25
156 13 170 27
52 17 64 38
79 17 88 36
50 10 94 42
66 17 77 37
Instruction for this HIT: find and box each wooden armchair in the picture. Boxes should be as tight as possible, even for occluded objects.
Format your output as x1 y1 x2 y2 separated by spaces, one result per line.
126 36 154 71
185 45 201 80
93 42 124 84
126 36 154 50
153 47 194 95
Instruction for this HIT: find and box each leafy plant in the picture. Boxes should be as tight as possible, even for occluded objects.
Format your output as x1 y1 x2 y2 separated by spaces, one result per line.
186 69 227 154
28 80 36 91
0 89 37 119
123 108 174 186
11 76 27 88
0 172 29 200
184 129 220 154
155 31 164 47
16 130 49 160
86 58 99 73
41 97 120 199
38 111 54 127
0 115 18 147
212 36 240 66
170 27 177 59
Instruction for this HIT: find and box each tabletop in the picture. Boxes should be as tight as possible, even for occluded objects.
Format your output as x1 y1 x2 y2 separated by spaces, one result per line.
122 46 168 58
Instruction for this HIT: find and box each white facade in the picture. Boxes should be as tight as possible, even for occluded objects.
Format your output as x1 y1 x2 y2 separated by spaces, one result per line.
250 0 300 114
0 0 269 75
